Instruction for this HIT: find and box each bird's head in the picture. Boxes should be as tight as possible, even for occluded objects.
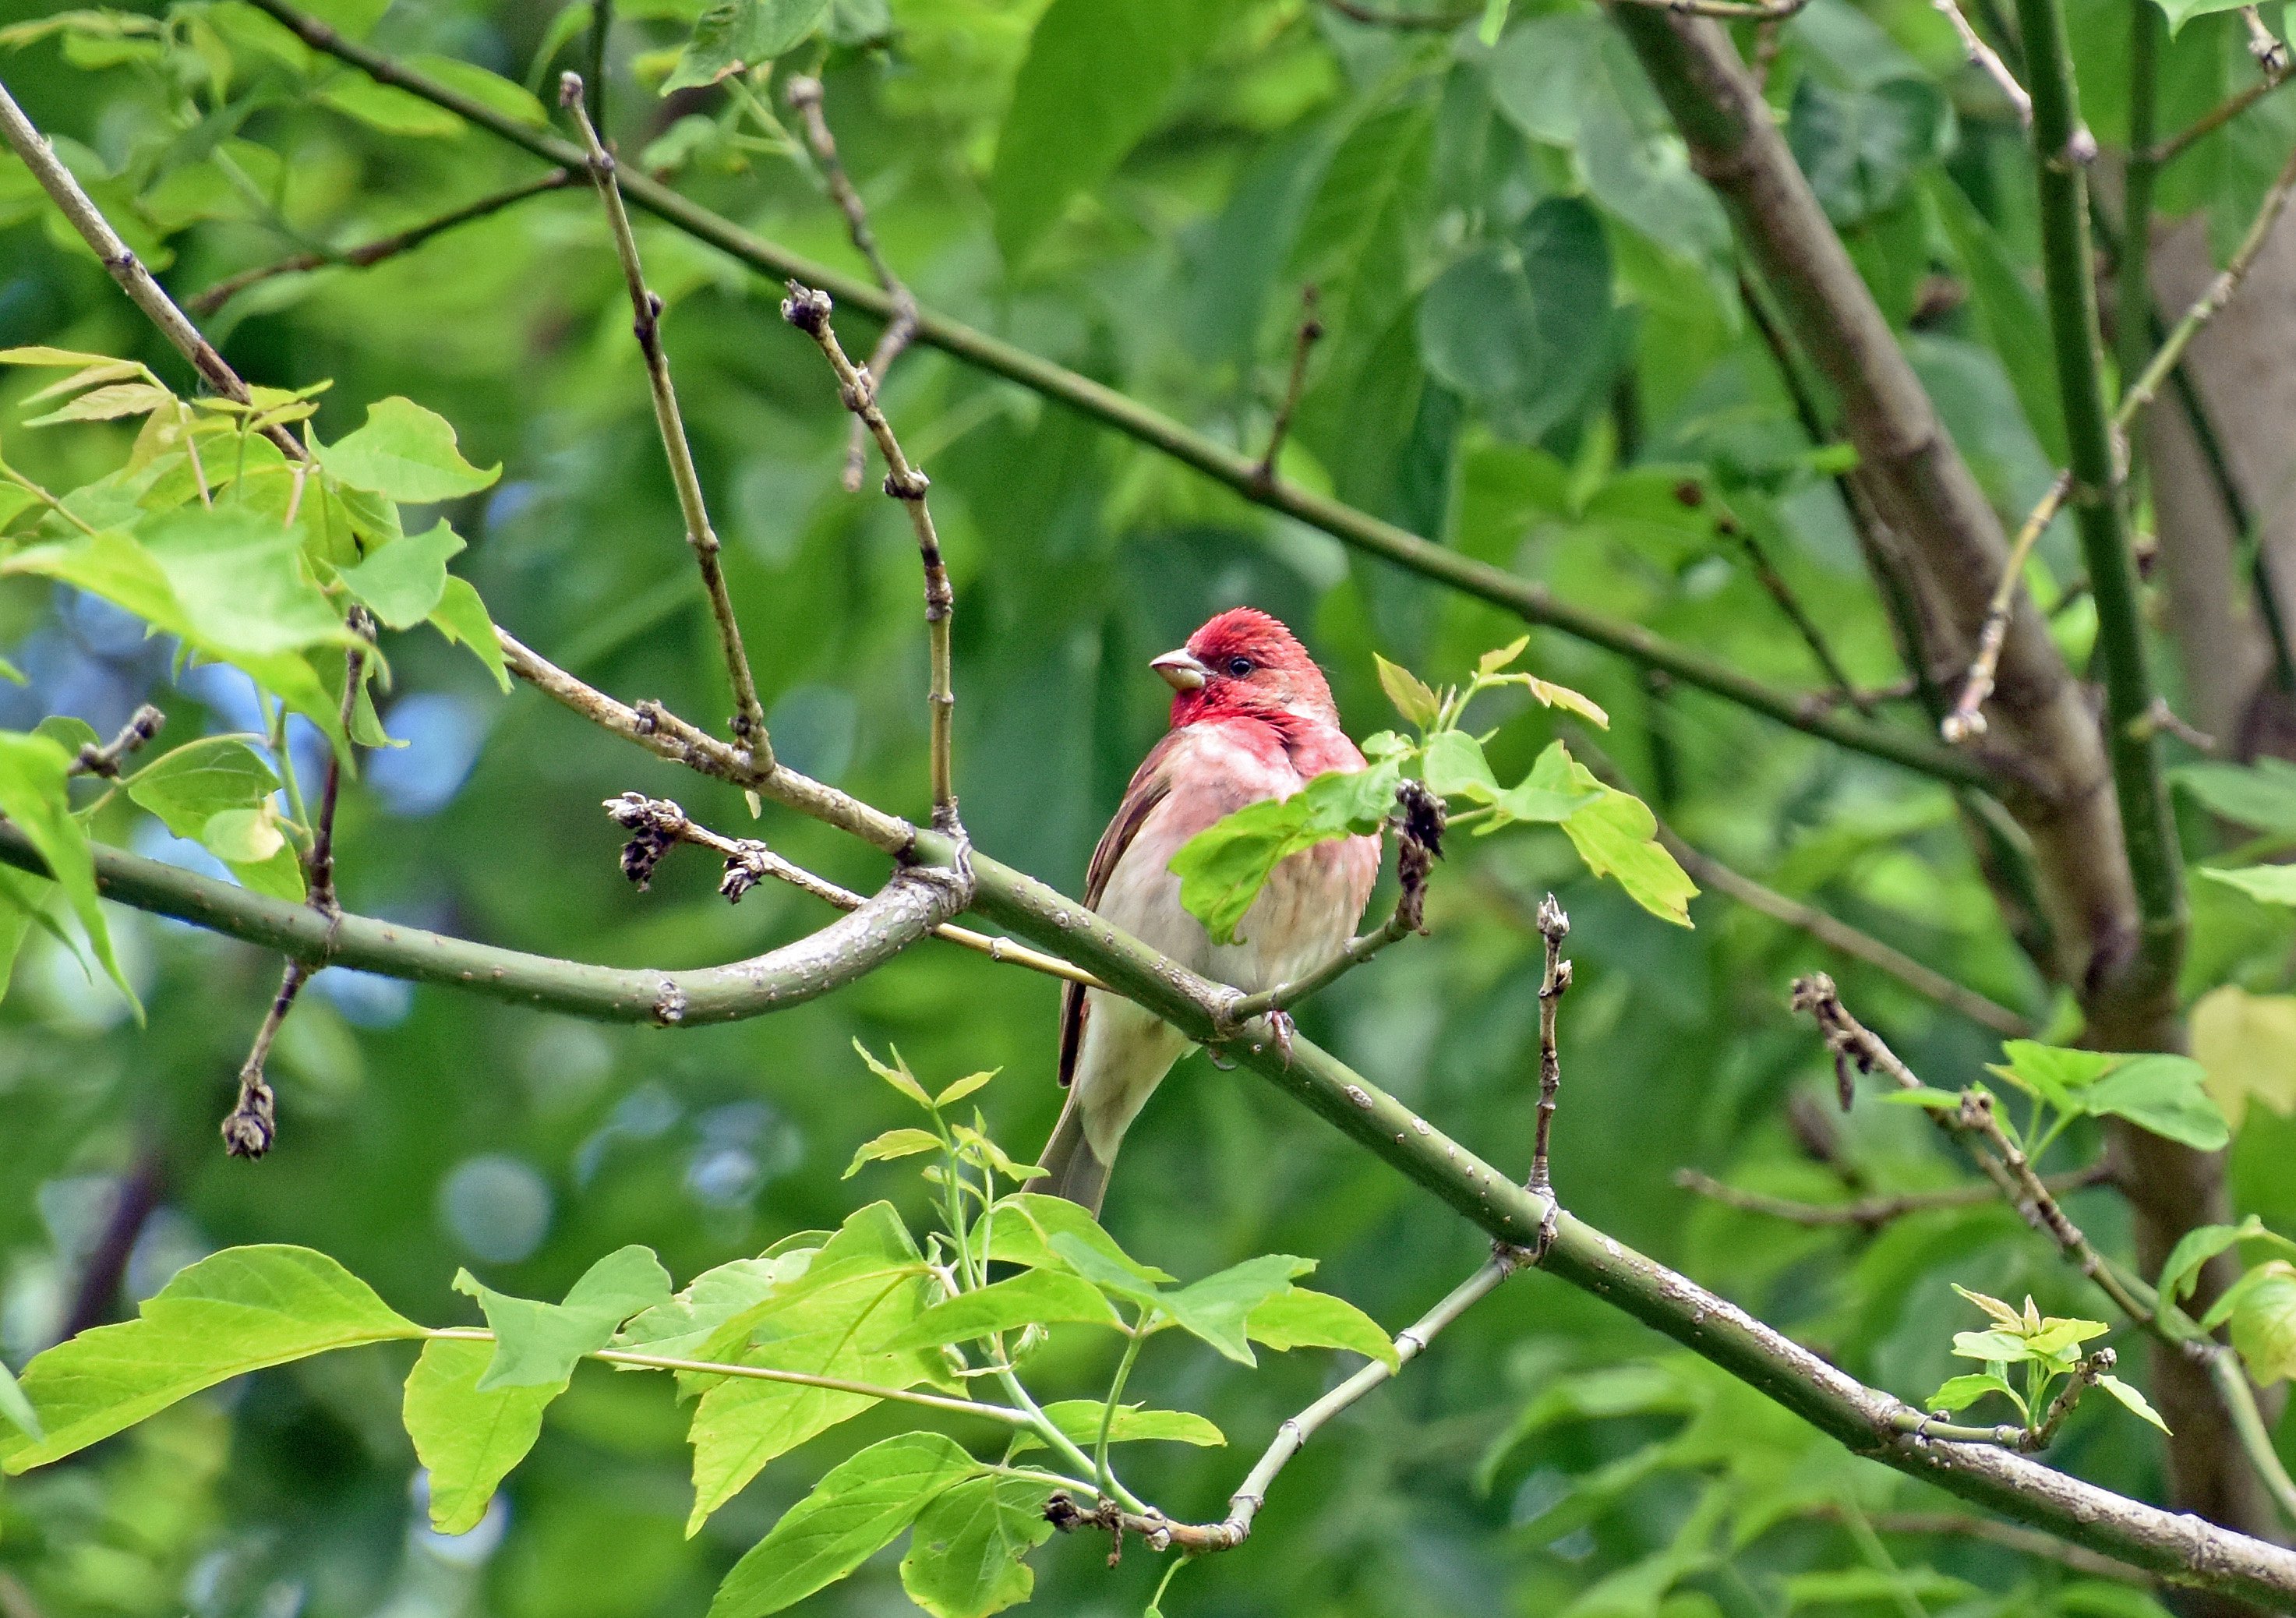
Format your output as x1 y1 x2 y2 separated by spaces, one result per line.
1152 608 1338 729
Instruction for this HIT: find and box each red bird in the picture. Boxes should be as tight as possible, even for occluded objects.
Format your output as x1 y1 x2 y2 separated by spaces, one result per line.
1036 608 1381 1213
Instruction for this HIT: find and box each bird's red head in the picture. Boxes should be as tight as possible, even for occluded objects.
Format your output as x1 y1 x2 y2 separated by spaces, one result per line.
1153 608 1337 728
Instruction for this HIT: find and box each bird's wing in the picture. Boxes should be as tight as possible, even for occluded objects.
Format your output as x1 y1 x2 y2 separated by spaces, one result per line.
1057 731 1181 1088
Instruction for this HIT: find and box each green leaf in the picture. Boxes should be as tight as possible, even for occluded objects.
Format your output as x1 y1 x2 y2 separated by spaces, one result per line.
615 1250 818 1362
30 715 98 758
0 1358 41 1442
1486 738 1605 828
1985 1040 2119 1111
987 0 1223 264
898 1474 1054 1618
453 1245 673 1390
1 1245 422 1471
1245 1286 1398 1369
337 519 466 630
1418 197 1615 443
1926 173 2067 462
1008 1400 1224 1457
2198 864 2296 906
661 0 832 92
2158 1217 2296 1307
201 805 285 864
23 380 173 426
684 1203 945 1531
404 55 548 127
316 75 467 136
883 1270 1122 1350
2227 1263 2296 1385
1786 76 1948 227
401 1337 559 1534
1927 1372 2019 1415
0 730 131 1004
1556 775 1697 926
427 574 510 691
1421 728 1500 801
1160 1253 1316 1366
2093 1372 2171 1433
2085 1055 2229 1151
842 1127 944 1178
1376 653 1440 729
124 737 279 839
1952 1328 2038 1364
853 1038 933 1108
139 505 355 657
971 1194 1174 1284
316 397 500 503
1169 760 1399 945
938 1069 998 1107
2192 985 2296 1131
707 1433 980 1618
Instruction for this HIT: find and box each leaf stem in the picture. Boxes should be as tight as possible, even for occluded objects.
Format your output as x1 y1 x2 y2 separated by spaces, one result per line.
1095 1320 1147 1498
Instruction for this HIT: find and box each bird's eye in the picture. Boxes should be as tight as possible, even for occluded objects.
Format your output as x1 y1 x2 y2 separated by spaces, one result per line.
1225 656 1254 678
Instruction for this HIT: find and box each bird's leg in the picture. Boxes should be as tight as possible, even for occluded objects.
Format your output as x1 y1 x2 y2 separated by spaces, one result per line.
1208 991 1298 1068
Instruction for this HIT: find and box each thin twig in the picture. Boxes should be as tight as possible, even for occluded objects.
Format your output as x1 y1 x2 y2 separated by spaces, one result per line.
1801 1508 2158 1584
188 171 574 316
2245 6 2291 76
1933 0 2033 125
305 621 367 917
2151 68 2291 167
1689 483 1870 712
1948 138 2296 741
563 76 774 767
1527 895 1570 1261
1675 1161 2108 1231
66 705 163 778
2029 1348 2114 1448
1954 1090 2160 1323
222 960 306 1158
600 792 1100 987
785 76 918 495
1254 286 1321 486
1046 1257 1516 1554
780 281 959 828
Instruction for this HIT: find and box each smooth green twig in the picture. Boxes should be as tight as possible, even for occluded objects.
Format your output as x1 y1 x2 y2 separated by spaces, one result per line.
563 76 773 767
1676 1162 2108 1230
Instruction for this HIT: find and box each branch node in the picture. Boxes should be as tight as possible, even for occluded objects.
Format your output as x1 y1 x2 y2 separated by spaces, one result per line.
70 704 165 778
781 281 833 334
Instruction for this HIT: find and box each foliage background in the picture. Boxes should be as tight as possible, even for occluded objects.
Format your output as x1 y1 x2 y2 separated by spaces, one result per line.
0 0 2291 1613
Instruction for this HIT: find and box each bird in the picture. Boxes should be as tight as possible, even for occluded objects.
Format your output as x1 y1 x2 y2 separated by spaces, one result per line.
1035 607 1382 1214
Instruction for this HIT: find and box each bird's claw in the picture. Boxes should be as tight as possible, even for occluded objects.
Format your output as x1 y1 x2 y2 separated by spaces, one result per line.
1208 998 1295 1066
1266 1009 1295 1067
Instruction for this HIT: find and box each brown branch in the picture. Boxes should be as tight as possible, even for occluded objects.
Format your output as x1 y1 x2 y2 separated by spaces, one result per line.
564 76 773 765
1802 1507 2159 1584
186 170 574 316
1528 894 1571 1213
1253 286 1321 486
600 791 1101 987
1676 1161 2110 1231
785 76 918 494
780 281 959 827
221 959 305 1157
65 705 163 779
1690 484 1870 712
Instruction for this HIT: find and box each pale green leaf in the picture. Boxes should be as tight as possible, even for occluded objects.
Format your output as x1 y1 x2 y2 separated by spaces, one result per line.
0 730 131 1004
402 1337 559 1534
970 1194 1174 1284
1927 1372 2019 1415
316 397 500 503
337 520 466 629
2199 864 2296 906
899 1473 1054 1618
707 1433 979 1618
2093 1372 2171 1433
427 574 510 691
842 1126 944 1178
0 1358 40 1442
1 1245 422 1471
2085 1055 2229 1151
2227 1263 2296 1385
1375 652 1440 728
1245 1286 1399 1369
454 1245 672 1390
614 1251 818 1362
124 737 279 839
1008 1400 1224 1457
316 75 466 136
883 1270 1122 1350
853 1038 932 1108
1169 760 1398 945
139 505 356 656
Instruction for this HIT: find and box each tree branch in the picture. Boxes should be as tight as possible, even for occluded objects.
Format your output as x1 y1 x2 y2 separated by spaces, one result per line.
780 282 959 825
232 0 1992 792
784 75 917 495
1676 1163 2108 1230
564 77 772 765
1933 0 2033 125
602 790 1102 987
186 170 575 316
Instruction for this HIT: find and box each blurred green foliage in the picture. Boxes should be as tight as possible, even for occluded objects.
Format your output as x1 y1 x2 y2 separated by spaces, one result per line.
0 0 2294 1613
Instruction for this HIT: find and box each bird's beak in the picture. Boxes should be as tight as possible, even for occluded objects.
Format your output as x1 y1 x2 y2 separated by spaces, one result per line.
1151 648 1209 692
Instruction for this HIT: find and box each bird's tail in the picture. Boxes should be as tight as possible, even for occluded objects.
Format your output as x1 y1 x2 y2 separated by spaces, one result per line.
1033 1090 1114 1216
